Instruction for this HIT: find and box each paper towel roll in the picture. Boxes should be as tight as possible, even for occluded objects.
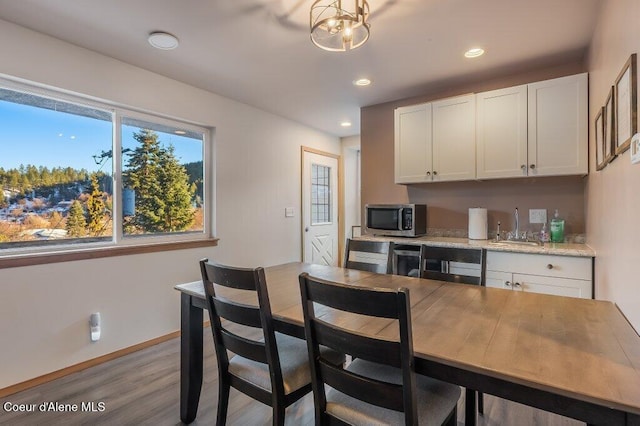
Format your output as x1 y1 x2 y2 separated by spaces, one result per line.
468 208 488 240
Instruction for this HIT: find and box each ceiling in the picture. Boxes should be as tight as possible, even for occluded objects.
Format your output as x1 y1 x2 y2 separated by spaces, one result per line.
0 0 601 137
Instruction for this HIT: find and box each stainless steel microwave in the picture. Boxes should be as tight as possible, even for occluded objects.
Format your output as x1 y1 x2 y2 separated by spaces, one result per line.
365 204 427 237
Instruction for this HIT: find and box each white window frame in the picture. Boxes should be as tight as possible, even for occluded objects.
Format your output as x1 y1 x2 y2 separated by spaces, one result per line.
0 76 215 258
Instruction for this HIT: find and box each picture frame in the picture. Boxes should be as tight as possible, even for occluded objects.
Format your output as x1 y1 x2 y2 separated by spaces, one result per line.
614 53 637 155
595 107 606 170
604 86 617 164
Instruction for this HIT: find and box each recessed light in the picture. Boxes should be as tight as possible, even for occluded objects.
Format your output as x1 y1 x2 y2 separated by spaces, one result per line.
353 78 371 87
464 48 485 58
340 121 352 127
148 32 179 50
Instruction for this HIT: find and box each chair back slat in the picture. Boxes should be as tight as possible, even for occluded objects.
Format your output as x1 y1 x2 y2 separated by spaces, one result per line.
319 359 405 412
220 329 268 364
203 261 259 290
344 238 394 275
420 245 485 286
212 297 262 328
312 318 401 367
305 277 400 318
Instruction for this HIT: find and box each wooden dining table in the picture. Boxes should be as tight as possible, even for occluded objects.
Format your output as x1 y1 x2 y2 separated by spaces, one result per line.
174 262 640 425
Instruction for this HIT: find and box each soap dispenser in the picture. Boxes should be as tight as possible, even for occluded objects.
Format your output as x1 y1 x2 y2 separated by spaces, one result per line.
550 209 565 243
539 222 550 243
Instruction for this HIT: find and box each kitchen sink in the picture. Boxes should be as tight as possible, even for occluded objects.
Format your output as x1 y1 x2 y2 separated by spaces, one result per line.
488 240 542 247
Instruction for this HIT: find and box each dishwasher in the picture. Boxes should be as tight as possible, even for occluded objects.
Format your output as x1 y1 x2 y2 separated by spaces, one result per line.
393 245 439 276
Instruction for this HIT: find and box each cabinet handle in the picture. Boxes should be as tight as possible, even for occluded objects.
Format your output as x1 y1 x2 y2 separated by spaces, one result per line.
514 282 521 288
426 171 431 176
433 171 438 176
547 264 554 269
521 164 526 170
530 164 536 169
504 281 511 287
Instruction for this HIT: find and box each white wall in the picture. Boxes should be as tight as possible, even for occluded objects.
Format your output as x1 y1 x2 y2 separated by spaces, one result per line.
586 0 640 332
341 135 361 243
0 19 340 389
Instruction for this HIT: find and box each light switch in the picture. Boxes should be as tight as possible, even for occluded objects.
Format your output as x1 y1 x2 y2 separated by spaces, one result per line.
529 209 547 224
631 133 640 164
285 207 294 217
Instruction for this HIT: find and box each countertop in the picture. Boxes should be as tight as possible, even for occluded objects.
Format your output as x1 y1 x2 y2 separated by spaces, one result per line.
357 234 595 257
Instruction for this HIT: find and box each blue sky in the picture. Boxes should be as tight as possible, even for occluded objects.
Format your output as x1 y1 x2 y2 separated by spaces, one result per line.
0 100 203 173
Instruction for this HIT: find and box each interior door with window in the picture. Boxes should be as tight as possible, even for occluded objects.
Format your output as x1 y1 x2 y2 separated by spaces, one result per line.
302 150 339 266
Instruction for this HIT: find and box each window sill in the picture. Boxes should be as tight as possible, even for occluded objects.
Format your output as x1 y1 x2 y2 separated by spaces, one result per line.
0 238 219 270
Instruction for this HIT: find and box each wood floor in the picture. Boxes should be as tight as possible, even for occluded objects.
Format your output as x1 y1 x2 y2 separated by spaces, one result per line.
0 332 584 426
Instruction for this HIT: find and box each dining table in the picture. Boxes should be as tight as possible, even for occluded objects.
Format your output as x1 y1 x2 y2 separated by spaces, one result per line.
174 262 640 425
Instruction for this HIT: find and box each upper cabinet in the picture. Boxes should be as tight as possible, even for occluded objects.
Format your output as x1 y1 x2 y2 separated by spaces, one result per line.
395 73 588 184
394 94 475 184
432 95 476 182
527 73 588 177
476 85 528 179
394 103 432 183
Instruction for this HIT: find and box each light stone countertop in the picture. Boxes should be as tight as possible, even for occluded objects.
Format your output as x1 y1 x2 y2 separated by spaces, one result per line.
357 234 595 257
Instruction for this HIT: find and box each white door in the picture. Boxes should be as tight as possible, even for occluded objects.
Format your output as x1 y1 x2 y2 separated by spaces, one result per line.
302 150 339 266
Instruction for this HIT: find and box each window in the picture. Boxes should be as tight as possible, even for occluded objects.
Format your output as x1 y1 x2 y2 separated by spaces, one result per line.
0 79 211 256
311 163 331 224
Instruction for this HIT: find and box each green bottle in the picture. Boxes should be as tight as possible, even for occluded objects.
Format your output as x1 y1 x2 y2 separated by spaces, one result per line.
550 209 565 243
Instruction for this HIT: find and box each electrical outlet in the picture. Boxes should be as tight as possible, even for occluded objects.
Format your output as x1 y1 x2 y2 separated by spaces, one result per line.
529 209 547 224
631 133 640 164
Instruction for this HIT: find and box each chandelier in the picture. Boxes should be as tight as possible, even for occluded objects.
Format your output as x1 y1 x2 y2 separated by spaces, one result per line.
310 0 370 52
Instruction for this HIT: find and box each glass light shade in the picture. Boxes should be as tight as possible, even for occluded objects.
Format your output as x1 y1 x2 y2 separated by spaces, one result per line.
310 0 370 52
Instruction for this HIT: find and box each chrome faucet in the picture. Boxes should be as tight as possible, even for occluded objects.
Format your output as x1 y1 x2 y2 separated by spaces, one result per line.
514 207 519 240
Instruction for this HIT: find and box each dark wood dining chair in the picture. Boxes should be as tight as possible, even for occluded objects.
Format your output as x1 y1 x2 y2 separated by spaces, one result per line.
299 272 460 425
199 259 342 426
418 245 485 285
344 238 394 274
418 245 485 417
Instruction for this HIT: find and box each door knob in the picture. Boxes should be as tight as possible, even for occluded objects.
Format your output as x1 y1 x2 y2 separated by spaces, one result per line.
305 227 309 232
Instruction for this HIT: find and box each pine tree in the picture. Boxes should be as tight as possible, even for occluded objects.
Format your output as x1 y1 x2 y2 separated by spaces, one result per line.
123 129 195 233
87 174 105 236
66 200 86 237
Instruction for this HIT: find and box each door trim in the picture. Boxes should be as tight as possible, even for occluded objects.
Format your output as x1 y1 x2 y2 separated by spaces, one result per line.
301 146 344 266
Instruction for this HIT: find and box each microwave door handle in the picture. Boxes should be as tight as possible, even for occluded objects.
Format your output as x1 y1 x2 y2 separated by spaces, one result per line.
398 208 404 230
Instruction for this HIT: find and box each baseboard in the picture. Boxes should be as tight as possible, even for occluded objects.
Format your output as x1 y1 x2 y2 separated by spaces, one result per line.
0 321 210 398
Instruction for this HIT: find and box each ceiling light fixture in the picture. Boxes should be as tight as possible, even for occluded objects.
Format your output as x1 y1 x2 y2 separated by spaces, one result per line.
340 121 352 127
148 32 179 50
310 0 370 52
353 78 371 86
464 48 485 58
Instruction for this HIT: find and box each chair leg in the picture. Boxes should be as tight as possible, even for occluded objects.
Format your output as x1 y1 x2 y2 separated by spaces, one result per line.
465 388 476 426
478 391 484 415
216 379 230 426
272 402 285 426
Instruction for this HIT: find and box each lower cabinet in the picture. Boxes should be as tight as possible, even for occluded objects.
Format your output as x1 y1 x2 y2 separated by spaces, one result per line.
485 251 593 299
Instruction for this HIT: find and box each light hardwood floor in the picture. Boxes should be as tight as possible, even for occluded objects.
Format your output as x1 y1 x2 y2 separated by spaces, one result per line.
0 332 584 425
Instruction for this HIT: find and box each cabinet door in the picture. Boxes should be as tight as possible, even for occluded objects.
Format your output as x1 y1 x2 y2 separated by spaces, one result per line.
476 85 528 179
527 73 588 176
394 103 433 183
485 270 513 290
432 95 476 181
513 274 592 299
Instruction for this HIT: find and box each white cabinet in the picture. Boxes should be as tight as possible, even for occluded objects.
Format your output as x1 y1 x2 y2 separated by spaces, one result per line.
432 95 476 181
528 73 588 176
485 251 592 299
394 95 475 183
475 73 588 179
394 103 432 183
476 85 528 179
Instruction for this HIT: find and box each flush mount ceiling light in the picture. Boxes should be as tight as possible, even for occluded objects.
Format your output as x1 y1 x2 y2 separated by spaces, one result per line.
464 47 485 58
310 0 370 52
340 121 352 127
353 78 371 86
148 32 179 50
